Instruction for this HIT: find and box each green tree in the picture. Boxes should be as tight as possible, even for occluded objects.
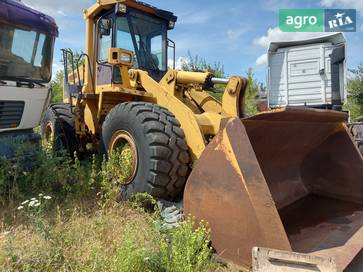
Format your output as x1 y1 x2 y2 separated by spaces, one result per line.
345 64 363 120
244 68 259 116
50 70 64 103
180 51 224 78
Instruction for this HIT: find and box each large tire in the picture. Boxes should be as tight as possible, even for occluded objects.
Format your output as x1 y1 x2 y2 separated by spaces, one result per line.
41 103 77 156
102 102 190 201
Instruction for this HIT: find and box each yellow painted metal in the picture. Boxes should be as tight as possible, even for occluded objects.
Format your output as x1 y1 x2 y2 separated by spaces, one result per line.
107 48 134 89
187 89 222 114
83 17 95 94
176 71 211 85
84 102 98 134
95 84 113 94
222 76 247 117
129 69 207 159
97 92 104 120
159 69 177 95
95 84 153 97
85 0 162 19
195 112 222 135
108 48 134 66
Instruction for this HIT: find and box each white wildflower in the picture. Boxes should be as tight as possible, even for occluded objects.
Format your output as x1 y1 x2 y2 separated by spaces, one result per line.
17 206 24 210
38 193 43 197
34 202 41 207
31 198 36 201
28 200 38 207
43 196 52 200
21 200 29 205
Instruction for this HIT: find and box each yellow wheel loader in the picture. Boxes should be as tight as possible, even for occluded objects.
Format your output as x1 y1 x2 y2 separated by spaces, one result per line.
41 1 363 271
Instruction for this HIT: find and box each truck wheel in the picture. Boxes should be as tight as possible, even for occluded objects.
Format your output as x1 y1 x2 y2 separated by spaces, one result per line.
41 103 77 156
102 102 190 201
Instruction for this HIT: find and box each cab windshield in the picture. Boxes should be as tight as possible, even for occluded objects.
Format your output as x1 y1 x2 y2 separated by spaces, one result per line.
0 22 54 83
115 10 167 72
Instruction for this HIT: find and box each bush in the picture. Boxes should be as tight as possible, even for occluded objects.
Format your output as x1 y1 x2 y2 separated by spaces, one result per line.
344 64 363 120
112 215 216 272
0 142 100 208
160 217 216 272
99 146 134 206
112 221 163 272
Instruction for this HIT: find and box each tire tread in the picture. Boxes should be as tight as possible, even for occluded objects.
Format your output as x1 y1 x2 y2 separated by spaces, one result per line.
103 102 190 200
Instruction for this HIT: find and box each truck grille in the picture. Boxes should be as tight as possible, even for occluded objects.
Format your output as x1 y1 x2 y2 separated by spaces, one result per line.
0 101 25 129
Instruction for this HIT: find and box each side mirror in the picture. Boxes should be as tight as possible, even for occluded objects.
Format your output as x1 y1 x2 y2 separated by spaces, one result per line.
99 19 111 37
108 48 134 67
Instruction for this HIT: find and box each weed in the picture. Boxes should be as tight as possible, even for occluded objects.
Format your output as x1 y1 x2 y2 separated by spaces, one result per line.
129 192 160 214
112 222 163 272
160 216 216 272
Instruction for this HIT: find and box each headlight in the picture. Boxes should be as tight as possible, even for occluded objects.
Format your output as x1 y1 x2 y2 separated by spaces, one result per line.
108 48 134 66
120 52 132 64
168 21 175 29
117 4 127 14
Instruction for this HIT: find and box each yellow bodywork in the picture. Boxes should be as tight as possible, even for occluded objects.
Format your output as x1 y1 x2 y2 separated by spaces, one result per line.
65 0 247 159
70 67 246 159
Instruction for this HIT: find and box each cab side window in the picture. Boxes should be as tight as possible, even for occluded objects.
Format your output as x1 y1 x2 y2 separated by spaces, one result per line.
98 18 113 63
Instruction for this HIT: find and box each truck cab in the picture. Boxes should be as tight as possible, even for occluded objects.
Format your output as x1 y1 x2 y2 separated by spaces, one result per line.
0 0 58 156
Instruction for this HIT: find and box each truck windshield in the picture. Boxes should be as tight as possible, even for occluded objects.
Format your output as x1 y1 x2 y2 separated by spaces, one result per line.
115 10 167 72
0 22 54 83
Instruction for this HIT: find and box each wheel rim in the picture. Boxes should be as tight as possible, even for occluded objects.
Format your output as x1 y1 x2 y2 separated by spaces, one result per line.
108 130 138 185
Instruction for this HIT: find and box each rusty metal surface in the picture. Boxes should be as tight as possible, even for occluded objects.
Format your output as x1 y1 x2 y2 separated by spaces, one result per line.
242 108 363 207
184 107 363 269
279 195 363 271
184 117 291 267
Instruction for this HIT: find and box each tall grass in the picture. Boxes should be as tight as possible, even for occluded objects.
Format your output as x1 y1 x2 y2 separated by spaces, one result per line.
0 141 100 208
0 142 222 271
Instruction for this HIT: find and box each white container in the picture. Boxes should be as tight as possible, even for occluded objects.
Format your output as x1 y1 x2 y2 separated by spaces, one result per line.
267 33 346 109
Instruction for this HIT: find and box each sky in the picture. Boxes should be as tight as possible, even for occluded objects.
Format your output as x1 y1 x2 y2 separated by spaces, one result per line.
22 0 363 82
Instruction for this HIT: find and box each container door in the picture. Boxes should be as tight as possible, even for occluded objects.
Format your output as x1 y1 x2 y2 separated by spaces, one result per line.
268 51 287 108
286 44 325 106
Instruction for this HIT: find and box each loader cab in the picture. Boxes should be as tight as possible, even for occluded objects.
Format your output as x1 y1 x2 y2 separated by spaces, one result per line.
96 3 176 83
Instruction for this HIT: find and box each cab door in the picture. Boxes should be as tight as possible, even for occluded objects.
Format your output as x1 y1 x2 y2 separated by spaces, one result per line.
96 16 113 90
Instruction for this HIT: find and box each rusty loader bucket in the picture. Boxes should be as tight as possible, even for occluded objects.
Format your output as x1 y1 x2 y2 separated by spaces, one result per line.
184 108 363 271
